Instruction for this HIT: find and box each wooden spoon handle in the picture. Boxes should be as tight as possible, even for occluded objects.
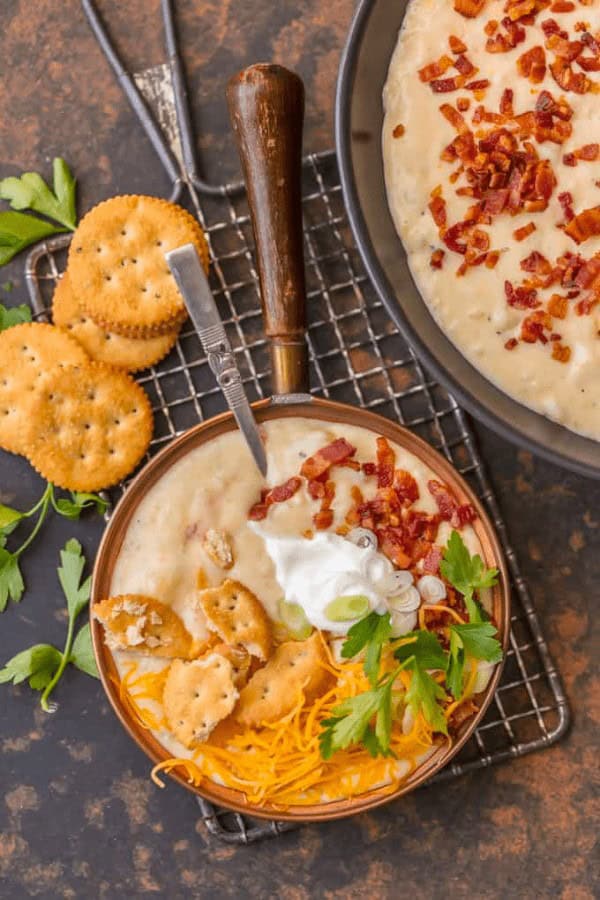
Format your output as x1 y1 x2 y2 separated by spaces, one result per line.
227 63 309 395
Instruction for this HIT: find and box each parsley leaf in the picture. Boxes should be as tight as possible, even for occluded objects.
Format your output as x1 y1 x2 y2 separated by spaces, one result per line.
70 623 99 679
452 622 504 663
341 611 392 686
0 302 31 331
0 210 65 266
320 673 396 759
405 662 448 735
446 622 503 699
57 538 91 620
447 629 465 700
0 158 77 230
0 548 24 611
440 530 498 622
53 491 108 521
0 502 24 534
1 541 97 709
0 644 62 690
394 630 448 671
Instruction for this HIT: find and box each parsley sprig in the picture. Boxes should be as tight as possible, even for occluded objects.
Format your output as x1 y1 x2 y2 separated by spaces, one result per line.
319 531 503 759
0 301 31 331
0 484 107 611
0 158 76 266
440 530 499 622
0 539 98 711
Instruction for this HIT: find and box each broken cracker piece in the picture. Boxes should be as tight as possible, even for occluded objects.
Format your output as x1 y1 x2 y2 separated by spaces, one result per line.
235 632 331 726
202 528 234 569
211 642 251 688
163 654 239 748
197 579 272 660
94 594 204 659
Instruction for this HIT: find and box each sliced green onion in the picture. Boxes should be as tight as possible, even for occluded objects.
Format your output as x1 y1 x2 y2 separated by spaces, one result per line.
278 598 312 640
324 594 370 622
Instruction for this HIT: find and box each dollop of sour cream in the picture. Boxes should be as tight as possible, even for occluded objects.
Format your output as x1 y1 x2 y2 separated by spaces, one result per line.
252 527 402 635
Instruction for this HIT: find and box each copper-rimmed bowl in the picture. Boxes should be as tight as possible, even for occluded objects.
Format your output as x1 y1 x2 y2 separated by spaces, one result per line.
91 396 511 822
91 65 511 822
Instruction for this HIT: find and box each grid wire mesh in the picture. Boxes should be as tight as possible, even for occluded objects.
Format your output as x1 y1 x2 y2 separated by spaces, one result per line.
26 150 569 845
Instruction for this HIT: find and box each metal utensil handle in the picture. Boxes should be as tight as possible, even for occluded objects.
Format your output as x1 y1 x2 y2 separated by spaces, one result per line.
166 244 268 474
227 64 309 395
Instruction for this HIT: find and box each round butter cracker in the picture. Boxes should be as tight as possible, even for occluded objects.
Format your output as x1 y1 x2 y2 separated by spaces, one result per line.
52 272 180 371
0 322 89 455
67 195 209 337
25 362 153 491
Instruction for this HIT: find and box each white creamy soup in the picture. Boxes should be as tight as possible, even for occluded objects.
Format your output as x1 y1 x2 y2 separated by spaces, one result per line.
383 0 600 439
106 417 486 794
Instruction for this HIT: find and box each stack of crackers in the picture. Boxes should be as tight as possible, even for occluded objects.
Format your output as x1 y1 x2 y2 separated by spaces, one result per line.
0 195 209 491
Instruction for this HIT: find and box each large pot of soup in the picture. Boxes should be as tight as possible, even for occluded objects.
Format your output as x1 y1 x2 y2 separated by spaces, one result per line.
336 0 600 479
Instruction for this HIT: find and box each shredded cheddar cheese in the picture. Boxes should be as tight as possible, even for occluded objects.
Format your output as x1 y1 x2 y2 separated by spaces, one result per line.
117 626 479 809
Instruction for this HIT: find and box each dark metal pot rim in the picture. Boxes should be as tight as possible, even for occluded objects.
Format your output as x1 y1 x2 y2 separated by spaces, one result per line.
334 0 600 481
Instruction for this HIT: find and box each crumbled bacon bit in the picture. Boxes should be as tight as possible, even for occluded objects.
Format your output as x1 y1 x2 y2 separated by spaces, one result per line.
577 56 600 71
486 16 526 52
520 250 552 275
484 19 499 35
564 205 600 243
429 194 447 229
455 53 477 75
547 293 569 318
551 342 572 362
427 480 476 528
500 88 514 117
449 35 468 54
558 191 575 222
431 76 467 93
419 55 454 82
551 0 575 9
465 78 491 90
457 97 471 111
392 123 405 138
563 144 598 166
248 476 302 520
454 0 486 17
313 480 335 531
542 18 568 39
422 546 443 575
300 438 356 480
504 337 519 350
505 280 540 308
550 58 591 94
376 437 395 488
430 248 445 269
520 310 553 342
517 45 547 82
514 222 537 241
486 250 501 268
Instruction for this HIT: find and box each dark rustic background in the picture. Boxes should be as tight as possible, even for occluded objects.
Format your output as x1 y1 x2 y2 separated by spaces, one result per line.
0 2 598 898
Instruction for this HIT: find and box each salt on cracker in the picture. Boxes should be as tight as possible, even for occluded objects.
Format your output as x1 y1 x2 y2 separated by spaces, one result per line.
202 528 234 569
0 322 89 454
197 579 272 660
52 272 179 372
163 655 239 748
67 195 209 337
25 362 152 491
94 594 205 659
235 632 331 726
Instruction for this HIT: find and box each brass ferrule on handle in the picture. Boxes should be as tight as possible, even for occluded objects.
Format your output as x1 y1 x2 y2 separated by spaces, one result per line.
227 63 309 395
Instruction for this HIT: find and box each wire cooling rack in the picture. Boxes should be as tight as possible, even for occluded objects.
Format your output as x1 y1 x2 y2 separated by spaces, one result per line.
26 149 570 843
